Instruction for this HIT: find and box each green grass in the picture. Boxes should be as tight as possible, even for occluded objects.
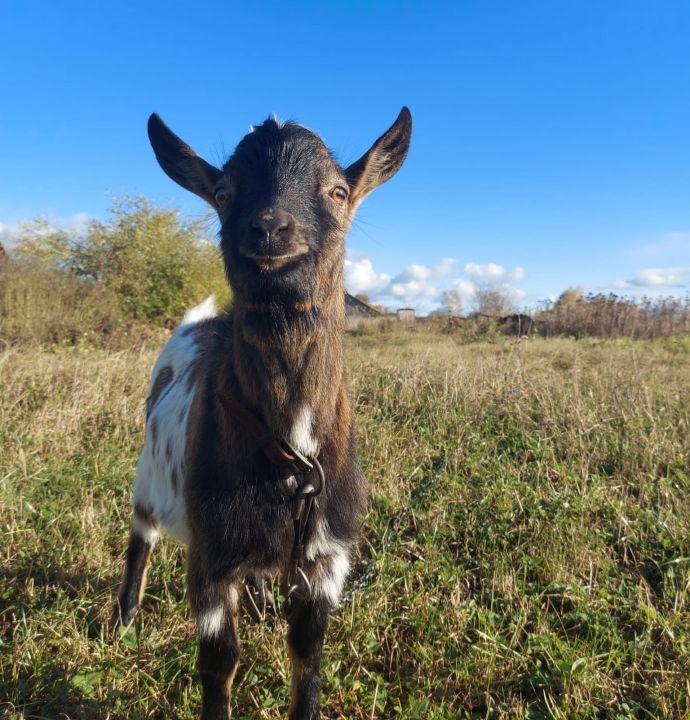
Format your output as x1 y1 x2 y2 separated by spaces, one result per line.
1 334 689 718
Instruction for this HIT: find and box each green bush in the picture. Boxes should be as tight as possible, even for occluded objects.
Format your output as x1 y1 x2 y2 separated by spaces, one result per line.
0 197 231 344
0 257 121 345
71 197 230 323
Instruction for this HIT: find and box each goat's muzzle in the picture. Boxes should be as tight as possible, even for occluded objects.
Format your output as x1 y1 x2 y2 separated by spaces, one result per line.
239 207 309 270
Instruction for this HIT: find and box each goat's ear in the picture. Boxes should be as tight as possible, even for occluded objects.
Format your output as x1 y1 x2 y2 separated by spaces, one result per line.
345 107 412 209
147 114 223 208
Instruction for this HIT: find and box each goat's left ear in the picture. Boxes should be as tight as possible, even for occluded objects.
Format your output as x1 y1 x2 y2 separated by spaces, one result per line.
147 114 223 208
345 107 412 209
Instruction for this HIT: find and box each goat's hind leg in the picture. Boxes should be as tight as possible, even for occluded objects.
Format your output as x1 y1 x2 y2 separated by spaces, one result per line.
243 572 277 622
111 509 160 628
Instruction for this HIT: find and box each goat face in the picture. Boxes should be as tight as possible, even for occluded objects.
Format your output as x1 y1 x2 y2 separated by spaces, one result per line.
147 109 412 303
217 120 350 302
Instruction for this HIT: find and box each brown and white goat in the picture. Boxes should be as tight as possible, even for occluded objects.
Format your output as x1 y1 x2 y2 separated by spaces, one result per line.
113 108 412 719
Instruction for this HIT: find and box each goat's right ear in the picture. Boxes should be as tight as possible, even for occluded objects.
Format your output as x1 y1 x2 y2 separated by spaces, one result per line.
345 107 412 209
147 114 223 208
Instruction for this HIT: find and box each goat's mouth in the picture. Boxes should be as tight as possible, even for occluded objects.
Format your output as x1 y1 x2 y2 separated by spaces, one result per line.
239 246 309 270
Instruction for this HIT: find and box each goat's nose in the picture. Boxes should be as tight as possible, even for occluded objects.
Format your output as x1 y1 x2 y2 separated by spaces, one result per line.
251 208 294 240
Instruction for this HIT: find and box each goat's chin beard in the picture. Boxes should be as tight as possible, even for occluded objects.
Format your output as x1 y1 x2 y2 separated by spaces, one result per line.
226 258 318 308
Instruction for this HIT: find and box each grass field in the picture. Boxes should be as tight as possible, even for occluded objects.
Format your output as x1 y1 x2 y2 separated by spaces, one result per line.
1 333 689 719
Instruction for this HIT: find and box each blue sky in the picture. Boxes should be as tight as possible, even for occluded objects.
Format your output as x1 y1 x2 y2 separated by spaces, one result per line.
1 1 689 313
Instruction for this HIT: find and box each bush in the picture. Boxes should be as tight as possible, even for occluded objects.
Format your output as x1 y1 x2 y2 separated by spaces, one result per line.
71 197 230 324
0 197 231 345
0 257 121 345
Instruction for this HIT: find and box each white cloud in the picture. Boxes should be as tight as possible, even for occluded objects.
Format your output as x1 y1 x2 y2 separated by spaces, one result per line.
0 222 18 246
450 278 477 298
433 257 457 277
381 260 456 312
464 262 526 281
510 287 528 300
63 212 90 234
345 251 528 315
344 257 391 295
616 266 690 289
512 266 526 280
0 212 90 247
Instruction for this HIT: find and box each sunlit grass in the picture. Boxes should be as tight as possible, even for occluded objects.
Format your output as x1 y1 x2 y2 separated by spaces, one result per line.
1 334 689 718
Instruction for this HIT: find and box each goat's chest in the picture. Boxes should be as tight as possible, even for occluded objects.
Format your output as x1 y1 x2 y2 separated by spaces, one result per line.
185 462 303 575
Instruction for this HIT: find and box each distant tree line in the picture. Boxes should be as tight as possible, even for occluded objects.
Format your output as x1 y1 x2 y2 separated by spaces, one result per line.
436 286 690 339
0 197 229 346
534 287 690 339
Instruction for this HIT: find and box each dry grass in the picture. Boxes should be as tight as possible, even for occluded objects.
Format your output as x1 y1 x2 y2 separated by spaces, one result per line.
1 333 689 718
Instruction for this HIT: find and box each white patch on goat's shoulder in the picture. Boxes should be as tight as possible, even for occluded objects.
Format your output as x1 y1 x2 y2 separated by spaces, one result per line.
181 295 216 326
196 605 226 639
290 405 317 456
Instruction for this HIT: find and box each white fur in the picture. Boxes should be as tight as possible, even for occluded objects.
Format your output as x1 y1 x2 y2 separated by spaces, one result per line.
181 295 216 326
313 550 350 608
196 605 226 639
133 299 218 544
290 405 318 456
133 513 160 547
307 517 350 607
306 516 345 561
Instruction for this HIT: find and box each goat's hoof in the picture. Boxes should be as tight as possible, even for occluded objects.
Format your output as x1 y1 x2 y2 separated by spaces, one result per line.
110 600 138 632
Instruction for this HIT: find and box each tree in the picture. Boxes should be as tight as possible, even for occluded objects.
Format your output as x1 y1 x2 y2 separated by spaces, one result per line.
554 286 583 310
7 196 231 326
354 292 371 304
474 286 515 317
12 219 72 270
441 289 462 316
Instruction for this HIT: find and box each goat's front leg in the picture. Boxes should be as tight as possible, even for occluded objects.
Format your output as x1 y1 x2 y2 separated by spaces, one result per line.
287 596 330 720
188 563 241 720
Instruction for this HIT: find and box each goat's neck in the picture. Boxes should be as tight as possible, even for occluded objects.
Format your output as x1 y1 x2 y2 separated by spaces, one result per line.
227 268 346 443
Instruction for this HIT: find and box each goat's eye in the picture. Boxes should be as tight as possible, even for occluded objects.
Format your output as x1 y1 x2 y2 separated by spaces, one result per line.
214 186 229 204
330 186 349 205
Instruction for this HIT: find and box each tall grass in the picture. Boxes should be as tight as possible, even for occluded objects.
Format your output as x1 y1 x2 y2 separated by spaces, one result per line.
534 294 690 339
0 261 122 346
1 334 689 718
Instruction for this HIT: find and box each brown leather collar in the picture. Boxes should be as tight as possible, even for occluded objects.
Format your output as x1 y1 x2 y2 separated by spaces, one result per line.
218 392 317 471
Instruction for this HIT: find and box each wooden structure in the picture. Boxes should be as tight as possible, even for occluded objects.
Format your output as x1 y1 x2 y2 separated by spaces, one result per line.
396 307 416 324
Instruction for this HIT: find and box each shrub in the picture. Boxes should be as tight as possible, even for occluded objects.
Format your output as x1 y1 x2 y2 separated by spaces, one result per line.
72 197 230 324
0 256 121 345
0 197 231 345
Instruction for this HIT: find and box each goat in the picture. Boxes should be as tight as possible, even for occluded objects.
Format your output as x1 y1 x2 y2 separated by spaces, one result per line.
112 108 412 719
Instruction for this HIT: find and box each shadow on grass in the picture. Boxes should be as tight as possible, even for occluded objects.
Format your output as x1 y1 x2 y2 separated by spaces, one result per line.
1 559 123 718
